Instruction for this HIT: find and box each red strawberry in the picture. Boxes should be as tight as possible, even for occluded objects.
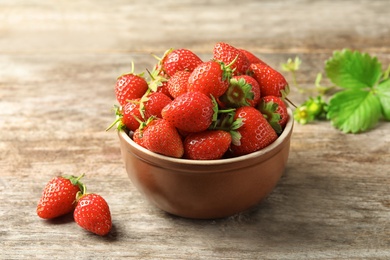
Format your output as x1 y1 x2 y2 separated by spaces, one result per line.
187 61 232 98
142 92 172 119
219 75 261 108
132 128 146 148
141 118 184 158
230 106 278 156
167 70 191 98
258 95 289 132
115 66 149 106
184 130 231 160
156 80 172 99
162 48 203 77
37 174 85 219
74 193 112 236
213 42 250 75
121 100 142 131
161 91 215 133
239 49 268 66
249 63 290 98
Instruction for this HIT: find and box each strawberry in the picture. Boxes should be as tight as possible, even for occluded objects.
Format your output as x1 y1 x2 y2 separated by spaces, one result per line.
213 42 250 75
167 70 191 98
187 61 232 98
161 48 203 77
230 106 278 156
219 75 261 108
132 128 146 148
249 63 290 98
37 174 85 219
161 91 215 133
121 100 143 131
141 92 172 119
239 49 268 66
115 64 149 106
74 193 112 236
141 118 184 158
258 95 289 132
184 130 232 160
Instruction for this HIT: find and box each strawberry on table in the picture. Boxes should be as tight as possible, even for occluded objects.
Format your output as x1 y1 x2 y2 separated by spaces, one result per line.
184 130 232 160
187 60 232 98
74 193 112 236
37 174 85 219
161 91 216 133
250 63 290 98
213 42 250 75
230 106 278 156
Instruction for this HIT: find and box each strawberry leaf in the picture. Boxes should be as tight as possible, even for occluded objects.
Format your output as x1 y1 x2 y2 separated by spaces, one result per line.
325 49 382 89
327 89 382 133
377 79 390 121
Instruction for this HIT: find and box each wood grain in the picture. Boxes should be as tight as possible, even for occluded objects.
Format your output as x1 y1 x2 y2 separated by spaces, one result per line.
1 0 390 259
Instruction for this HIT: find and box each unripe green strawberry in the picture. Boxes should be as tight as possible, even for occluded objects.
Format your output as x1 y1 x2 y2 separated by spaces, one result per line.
74 193 112 236
37 174 85 219
184 130 232 160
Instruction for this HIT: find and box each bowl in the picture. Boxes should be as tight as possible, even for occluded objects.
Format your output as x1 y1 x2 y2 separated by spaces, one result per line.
118 108 293 219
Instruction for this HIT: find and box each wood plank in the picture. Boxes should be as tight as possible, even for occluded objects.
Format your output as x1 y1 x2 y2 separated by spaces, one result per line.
1 0 390 259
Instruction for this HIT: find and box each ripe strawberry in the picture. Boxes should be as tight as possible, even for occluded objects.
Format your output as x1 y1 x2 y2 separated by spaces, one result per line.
115 69 148 106
162 48 203 77
161 91 215 133
141 118 184 158
142 92 172 119
249 63 290 98
37 174 85 219
167 70 191 98
121 100 142 131
219 75 261 108
74 193 112 236
132 128 146 148
184 130 231 160
187 61 232 98
239 49 268 66
258 95 289 132
230 106 277 156
213 42 250 75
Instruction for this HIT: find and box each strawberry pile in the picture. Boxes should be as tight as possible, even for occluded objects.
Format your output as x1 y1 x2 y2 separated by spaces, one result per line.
37 174 112 236
109 42 290 160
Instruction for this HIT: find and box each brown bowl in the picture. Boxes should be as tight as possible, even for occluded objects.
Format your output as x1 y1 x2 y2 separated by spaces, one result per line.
118 108 293 219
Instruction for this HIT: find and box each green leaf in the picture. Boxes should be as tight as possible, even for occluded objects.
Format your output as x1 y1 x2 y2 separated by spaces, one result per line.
325 49 382 89
376 79 390 121
327 89 382 133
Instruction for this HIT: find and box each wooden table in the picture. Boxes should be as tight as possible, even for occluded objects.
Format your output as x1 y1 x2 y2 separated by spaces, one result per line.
1 1 389 259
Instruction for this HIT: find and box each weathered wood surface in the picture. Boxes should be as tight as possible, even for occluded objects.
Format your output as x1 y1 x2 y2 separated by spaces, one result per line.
1 0 390 259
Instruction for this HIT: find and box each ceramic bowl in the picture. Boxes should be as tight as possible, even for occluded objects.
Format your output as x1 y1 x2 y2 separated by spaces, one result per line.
118 108 293 219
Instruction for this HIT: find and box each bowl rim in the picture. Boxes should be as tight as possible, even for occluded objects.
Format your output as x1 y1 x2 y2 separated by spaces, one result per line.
119 108 293 167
